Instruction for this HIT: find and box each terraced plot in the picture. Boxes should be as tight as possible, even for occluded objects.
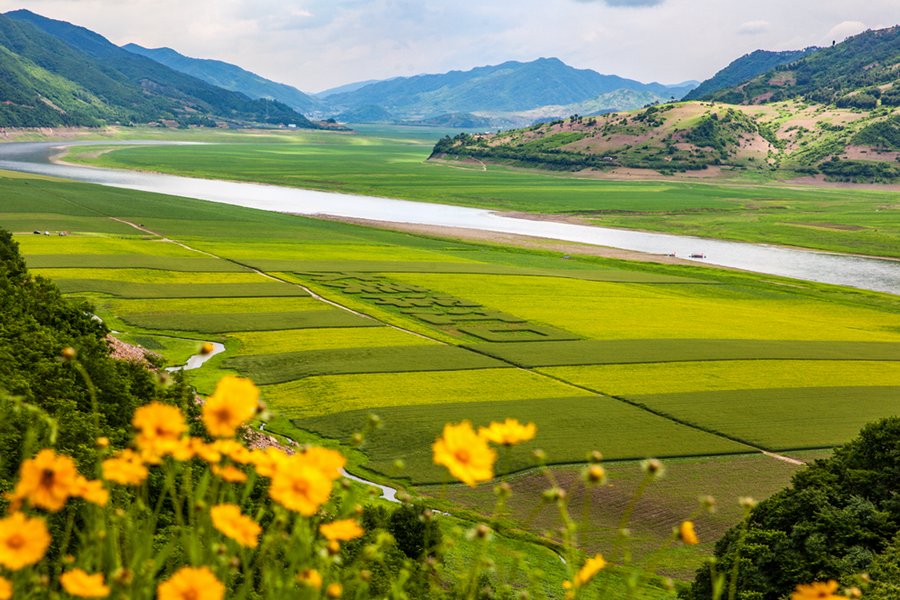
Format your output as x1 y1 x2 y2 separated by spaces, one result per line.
55 280 309 298
226 345 508 384
246 260 703 283
106 297 325 315
295 396 752 484
17 236 201 256
120 310 381 333
33 268 268 284
3 215 140 235
471 340 900 367
623 386 900 451
540 360 900 396
201 243 477 263
25 254 248 271
389 274 900 341
231 328 438 355
259 368 584 419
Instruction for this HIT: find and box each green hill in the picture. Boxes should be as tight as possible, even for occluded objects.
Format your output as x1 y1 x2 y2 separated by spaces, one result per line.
683 48 821 101
121 44 324 115
703 25 900 107
1 9 320 128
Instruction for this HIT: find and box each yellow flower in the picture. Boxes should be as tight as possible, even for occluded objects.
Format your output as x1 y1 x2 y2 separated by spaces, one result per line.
269 459 333 516
73 476 109 507
432 421 496 487
102 449 148 486
249 447 288 478
479 419 536 446
210 504 261 548
792 581 842 600
133 402 187 454
157 566 224 600
679 521 699 545
326 582 343 599
211 464 248 483
0 576 11 600
573 553 606 588
202 376 259 438
188 438 222 464
0 512 51 570
297 569 322 589
209 439 253 464
294 446 346 480
9 449 79 512
60 569 111 598
319 519 364 542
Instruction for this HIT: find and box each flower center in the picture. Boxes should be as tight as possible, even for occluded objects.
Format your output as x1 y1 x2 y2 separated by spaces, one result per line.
40 468 56 488
182 589 199 600
7 534 24 550
455 449 470 463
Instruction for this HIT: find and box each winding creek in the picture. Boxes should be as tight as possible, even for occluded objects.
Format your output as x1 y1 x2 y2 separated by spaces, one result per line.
1 140 898 294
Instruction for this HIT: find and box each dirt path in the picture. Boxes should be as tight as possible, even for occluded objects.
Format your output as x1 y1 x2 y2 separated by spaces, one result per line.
762 451 806 466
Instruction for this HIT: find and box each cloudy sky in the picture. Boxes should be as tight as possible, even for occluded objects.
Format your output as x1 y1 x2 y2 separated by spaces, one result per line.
2 0 896 94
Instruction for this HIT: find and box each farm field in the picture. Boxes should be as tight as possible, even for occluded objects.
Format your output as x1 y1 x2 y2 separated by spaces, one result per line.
5 153 900 582
60 126 900 259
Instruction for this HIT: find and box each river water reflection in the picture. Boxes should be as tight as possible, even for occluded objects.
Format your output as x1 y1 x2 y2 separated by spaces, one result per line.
1 141 898 294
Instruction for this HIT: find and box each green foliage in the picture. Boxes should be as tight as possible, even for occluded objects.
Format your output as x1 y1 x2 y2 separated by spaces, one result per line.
819 157 900 183
686 48 821 101
852 115 900 150
684 416 900 600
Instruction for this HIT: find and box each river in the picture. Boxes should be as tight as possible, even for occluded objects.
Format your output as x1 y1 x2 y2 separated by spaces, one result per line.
1 140 898 294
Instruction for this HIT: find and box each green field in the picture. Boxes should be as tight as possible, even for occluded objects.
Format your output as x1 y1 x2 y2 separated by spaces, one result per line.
230 327 439 355
225 344 509 384
62 127 900 258
539 360 900 396
24 254 250 271
54 280 309 298
105 296 323 315
257 369 586 419
624 386 900 451
33 268 268 284
295 396 752 485
120 310 383 333
469 339 900 367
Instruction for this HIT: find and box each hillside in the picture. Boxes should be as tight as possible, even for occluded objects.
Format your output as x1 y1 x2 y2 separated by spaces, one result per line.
324 57 697 119
1 9 319 128
683 48 821 101
430 97 900 183
122 44 324 115
703 25 900 107
0 13 174 126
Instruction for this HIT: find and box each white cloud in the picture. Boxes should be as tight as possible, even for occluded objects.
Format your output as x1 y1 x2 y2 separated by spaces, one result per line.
738 20 771 35
821 21 867 46
572 0 665 5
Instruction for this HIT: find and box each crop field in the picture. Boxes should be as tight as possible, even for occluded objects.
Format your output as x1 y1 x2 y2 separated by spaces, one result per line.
423 453 807 580
3 215 145 235
539 360 900 396
471 340 900 367
226 344 509 384
53 280 308 298
625 386 900 451
23 254 249 271
295 395 752 485
120 310 383 333
30 268 269 284
389 274 900 341
257 369 586 419
15 236 201 257
103 296 325 315
230 327 439 355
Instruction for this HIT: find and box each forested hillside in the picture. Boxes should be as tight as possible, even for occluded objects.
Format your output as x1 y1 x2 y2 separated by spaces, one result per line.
683 48 821 101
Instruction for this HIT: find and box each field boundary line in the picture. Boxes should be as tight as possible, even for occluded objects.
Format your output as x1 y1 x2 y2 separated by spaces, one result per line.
523 368 767 453
762 451 805 466
109 218 220 257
